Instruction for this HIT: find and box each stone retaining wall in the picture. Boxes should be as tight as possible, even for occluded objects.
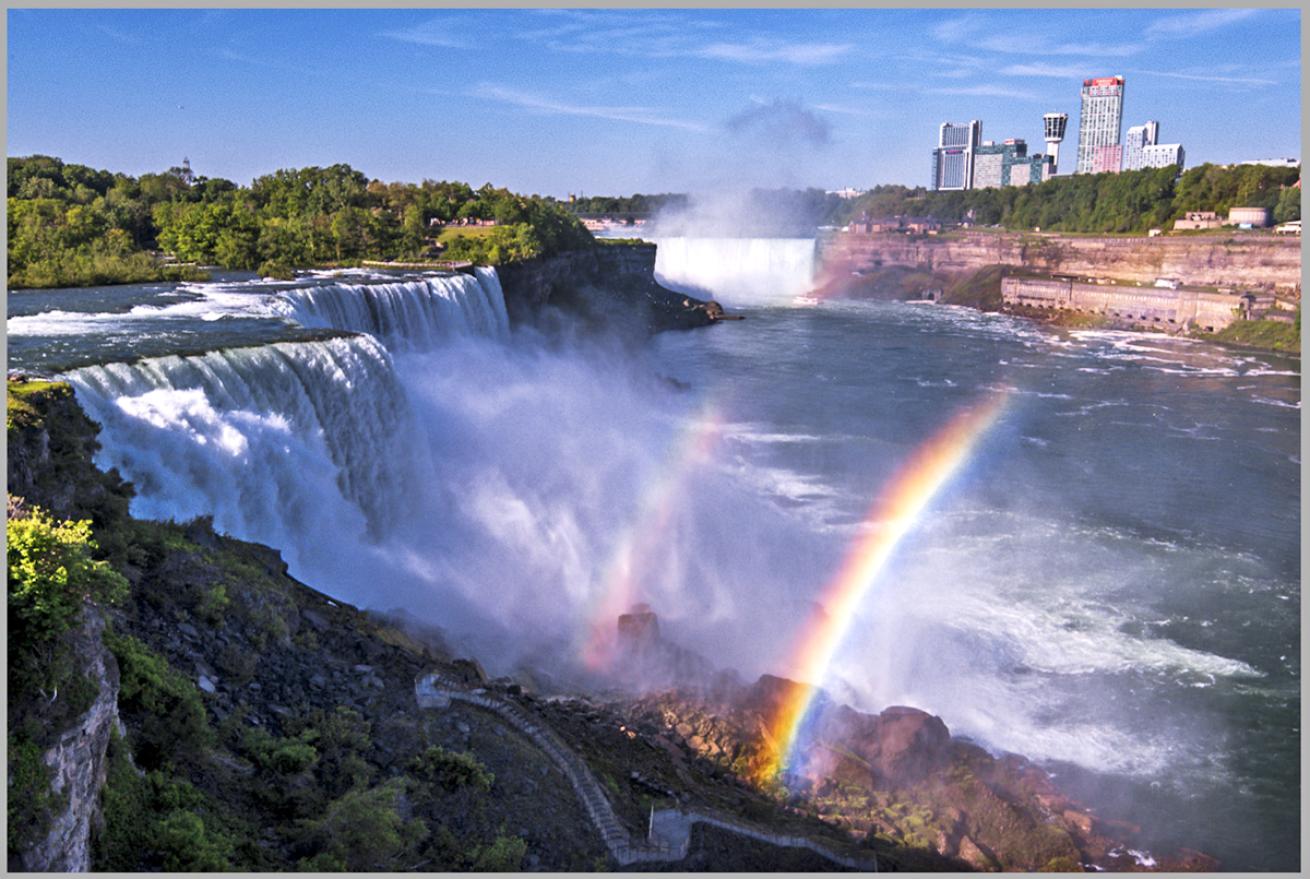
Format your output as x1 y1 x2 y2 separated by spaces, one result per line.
1001 276 1244 331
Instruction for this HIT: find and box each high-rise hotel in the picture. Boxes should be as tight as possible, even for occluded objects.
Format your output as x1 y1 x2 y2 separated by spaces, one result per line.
930 120 982 190
1075 75 1125 174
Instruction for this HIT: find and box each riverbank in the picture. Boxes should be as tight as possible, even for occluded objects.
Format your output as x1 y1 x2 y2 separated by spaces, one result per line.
812 259 1300 355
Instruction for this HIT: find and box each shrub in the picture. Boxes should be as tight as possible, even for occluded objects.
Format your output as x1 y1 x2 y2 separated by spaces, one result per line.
8 506 128 644
257 258 295 280
242 726 319 775
106 632 212 768
296 780 427 871
95 731 236 871
409 745 494 793
472 834 527 871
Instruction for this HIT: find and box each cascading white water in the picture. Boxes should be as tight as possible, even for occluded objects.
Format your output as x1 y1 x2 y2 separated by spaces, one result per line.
273 267 509 348
650 237 817 307
65 336 420 555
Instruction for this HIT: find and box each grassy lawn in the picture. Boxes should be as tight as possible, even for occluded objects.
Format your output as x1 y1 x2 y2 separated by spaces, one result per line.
1200 313 1301 353
436 226 499 246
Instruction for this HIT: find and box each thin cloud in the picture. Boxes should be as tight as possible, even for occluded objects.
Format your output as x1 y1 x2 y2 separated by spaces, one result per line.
379 18 469 49
975 33 1144 57
470 84 708 133
95 24 140 45
516 10 848 67
1145 9 1260 39
1131 68 1277 88
698 38 852 66
813 102 876 117
930 13 1143 58
928 84 1040 101
1001 63 1090 79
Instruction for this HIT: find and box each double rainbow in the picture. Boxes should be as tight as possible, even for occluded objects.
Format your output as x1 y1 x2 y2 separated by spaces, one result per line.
580 401 726 670
761 392 1010 779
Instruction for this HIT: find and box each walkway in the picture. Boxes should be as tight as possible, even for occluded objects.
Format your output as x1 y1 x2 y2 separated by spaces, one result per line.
414 673 876 870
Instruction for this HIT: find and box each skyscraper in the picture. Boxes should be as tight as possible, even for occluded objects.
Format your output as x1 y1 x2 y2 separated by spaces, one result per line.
931 120 981 190
1075 76 1125 174
1122 121 1160 171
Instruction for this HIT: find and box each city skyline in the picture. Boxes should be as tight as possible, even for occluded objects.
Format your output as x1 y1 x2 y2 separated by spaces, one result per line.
7 7 1301 196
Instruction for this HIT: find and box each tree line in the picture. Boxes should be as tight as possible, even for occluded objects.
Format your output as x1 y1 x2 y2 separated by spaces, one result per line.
7 156 594 288
840 162 1301 234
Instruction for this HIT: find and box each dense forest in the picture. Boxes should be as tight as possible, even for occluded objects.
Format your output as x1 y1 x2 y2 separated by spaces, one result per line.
7 156 594 288
840 162 1301 233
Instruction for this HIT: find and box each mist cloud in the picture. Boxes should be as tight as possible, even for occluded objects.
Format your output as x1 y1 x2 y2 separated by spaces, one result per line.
725 98 832 148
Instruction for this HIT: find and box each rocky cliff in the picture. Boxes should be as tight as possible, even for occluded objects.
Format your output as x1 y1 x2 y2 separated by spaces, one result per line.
818 230 1302 293
15 611 121 872
496 243 724 335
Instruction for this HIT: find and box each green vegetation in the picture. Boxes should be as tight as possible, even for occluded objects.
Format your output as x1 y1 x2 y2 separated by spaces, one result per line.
296 780 428 871
105 631 213 768
9 155 594 287
842 162 1300 234
471 833 528 871
7 379 71 430
410 746 495 794
8 505 128 682
7 734 61 854
96 732 238 872
1199 309 1301 353
567 192 687 217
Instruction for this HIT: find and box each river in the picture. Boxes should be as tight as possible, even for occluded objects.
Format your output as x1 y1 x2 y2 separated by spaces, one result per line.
7 242 1300 869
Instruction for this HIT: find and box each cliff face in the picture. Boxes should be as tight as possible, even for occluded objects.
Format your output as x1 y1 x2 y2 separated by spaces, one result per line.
496 244 719 334
818 230 1302 292
18 611 121 872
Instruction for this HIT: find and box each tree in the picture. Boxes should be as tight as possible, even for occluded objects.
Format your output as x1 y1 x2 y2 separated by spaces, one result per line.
1274 186 1301 223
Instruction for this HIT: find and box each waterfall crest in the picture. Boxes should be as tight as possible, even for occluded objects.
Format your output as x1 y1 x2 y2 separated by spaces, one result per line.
274 267 509 347
65 335 418 553
650 237 817 307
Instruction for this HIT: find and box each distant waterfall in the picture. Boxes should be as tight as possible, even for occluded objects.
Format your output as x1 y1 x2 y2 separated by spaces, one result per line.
65 336 420 557
651 238 817 307
274 268 509 348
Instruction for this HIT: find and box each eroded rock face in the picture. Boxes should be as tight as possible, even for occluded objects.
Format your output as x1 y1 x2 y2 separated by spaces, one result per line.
619 670 1218 872
859 706 952 786
19 610 121 872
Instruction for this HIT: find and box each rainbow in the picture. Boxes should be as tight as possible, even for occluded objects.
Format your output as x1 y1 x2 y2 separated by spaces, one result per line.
580 400 726 670
760 391 1010 779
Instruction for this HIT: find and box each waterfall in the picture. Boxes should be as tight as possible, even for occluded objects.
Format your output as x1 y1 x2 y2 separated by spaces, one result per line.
650 237 817 307
274 267 509 348
65 335 420 559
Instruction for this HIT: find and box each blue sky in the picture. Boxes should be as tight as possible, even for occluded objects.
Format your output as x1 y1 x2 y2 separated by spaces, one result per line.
7 8 1301 196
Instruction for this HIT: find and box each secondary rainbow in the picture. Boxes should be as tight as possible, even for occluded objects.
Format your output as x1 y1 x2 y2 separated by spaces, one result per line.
761 391 1010 778
580 400 726 670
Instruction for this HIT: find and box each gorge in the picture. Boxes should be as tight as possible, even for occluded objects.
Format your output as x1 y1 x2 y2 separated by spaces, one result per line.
7 238 1300 871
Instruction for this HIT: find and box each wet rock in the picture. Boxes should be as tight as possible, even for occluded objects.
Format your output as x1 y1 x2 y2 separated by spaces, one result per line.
301 609 330 632
958 835 997 871
197 673 218 695
868 706 951 785
1063 809 1094 836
